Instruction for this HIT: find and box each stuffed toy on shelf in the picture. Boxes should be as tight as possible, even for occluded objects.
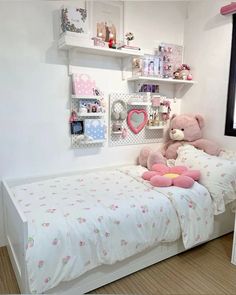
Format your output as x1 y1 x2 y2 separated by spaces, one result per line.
139 114 221 170
173 64 192 80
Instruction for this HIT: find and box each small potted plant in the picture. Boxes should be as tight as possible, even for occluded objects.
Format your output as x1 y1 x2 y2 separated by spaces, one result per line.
125 32 134 46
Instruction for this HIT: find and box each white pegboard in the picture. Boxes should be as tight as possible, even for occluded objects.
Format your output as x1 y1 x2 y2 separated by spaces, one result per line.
109 93 165 147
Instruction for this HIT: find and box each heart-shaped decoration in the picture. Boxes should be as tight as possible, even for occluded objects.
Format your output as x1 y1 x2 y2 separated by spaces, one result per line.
127 109 148 134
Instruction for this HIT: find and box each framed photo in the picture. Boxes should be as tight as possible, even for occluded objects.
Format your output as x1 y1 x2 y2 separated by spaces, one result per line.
61 6 88 34
70 121 84 135
87 1 124 43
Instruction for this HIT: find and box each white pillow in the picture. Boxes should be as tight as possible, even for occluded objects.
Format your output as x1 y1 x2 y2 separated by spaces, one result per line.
176 145 236 215
220 149 236 161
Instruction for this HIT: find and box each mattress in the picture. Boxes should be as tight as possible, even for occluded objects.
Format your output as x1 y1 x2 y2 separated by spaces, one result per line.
11 165 214 293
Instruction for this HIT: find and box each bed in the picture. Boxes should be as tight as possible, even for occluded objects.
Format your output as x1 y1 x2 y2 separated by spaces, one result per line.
2 162 235 294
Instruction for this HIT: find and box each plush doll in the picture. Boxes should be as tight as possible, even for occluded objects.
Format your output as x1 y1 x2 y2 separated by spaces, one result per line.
139 114 221 170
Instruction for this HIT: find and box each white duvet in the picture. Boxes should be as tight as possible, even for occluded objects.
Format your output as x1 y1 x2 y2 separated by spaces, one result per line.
12 166 214 293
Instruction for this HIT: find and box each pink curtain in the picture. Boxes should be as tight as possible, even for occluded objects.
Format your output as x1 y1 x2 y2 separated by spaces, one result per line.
221 2 236 15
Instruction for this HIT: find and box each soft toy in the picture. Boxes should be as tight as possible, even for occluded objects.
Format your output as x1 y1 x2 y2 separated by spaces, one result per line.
142 164 200 188
139 114 220 170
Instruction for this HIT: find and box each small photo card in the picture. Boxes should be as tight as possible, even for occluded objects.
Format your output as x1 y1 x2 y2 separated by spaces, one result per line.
70 121 84 135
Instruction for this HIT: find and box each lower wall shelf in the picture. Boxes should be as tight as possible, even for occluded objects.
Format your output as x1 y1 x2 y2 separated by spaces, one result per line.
79 139 106 145
77 113 105 117
146 125 166 130
127 102 152 106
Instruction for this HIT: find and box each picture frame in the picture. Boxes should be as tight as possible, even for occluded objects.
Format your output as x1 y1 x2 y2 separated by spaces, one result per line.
87 1 124 44
70 121 84 135
61 6 88 35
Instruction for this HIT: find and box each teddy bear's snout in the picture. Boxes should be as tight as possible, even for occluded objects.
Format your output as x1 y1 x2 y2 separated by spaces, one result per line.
170 128 185 141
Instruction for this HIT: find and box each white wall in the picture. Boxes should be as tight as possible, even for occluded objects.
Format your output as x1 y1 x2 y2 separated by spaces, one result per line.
124 1 186 50
182 0 236 149
0 1 186 246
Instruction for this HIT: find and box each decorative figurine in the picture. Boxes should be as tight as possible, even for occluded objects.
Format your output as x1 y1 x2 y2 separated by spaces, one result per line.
108 33 116 49
187 73 193 80
91 105 97 113
122 128 128 139
69 111 78 123
173 64 192 80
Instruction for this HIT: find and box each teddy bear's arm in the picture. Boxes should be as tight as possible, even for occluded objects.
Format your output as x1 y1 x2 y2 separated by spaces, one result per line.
164 142 183 159
191 139 221 156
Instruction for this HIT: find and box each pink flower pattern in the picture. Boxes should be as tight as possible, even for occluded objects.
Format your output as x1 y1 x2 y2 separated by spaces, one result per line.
52 238 58 246
176 145 236 215
79 241 85 247
62 256 71 265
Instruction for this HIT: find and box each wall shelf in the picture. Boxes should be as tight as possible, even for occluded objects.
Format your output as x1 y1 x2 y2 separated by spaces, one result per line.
58 34 144 58
111 131 123 135
127 101 152 106
78 139 106 145
72 95 102 100
127 76 196 85
77 113 105 117
128 76 197 100
146 125 165 130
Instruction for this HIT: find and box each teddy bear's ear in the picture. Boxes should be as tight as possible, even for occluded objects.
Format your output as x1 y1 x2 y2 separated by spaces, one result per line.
195 114 204 129
170 114 177 121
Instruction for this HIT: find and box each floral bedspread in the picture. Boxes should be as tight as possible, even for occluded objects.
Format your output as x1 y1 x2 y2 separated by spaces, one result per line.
119 165 214 249
12 166 213 293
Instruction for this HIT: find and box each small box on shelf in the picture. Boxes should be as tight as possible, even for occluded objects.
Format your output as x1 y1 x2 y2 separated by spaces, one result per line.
92 37 108 48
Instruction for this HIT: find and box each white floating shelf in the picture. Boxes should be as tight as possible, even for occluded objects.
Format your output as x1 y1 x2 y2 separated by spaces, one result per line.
72 95 102 100
146 125 165 130
79 139 106 145
58 34 144 58
127 76 196 85
127 101 152 106
112 131 123 135
77 113 105 117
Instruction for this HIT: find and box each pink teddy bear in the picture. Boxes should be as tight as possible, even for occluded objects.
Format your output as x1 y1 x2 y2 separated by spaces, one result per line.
139 114 220 170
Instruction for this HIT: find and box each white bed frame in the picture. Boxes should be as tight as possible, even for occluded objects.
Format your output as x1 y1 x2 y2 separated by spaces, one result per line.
2 170 235 295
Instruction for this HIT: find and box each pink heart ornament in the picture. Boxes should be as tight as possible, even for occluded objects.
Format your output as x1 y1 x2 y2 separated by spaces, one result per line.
127 109 148 134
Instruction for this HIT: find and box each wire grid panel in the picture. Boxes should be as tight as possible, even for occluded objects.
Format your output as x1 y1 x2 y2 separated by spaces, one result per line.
109 93 164 147
71 134 106 149
71 98 107 149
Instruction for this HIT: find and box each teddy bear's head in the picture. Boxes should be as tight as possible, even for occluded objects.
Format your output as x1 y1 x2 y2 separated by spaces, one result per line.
169 114 204 142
